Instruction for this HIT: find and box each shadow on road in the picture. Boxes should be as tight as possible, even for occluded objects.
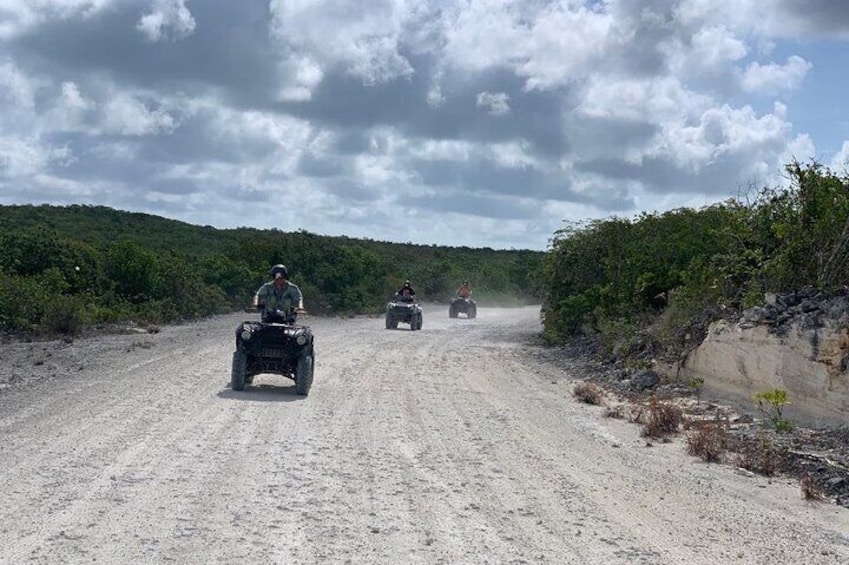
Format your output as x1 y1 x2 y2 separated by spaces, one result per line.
217 383 304 403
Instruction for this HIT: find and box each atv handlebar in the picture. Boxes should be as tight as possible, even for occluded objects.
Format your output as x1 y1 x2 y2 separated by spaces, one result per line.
243 306 309 316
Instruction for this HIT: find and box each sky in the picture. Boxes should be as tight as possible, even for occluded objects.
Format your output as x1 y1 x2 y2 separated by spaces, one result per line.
1 1 849 250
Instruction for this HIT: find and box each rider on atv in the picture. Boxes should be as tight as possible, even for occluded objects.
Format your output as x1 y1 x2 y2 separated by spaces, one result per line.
457 281 472 298
396 280 417 302
253 264 305 323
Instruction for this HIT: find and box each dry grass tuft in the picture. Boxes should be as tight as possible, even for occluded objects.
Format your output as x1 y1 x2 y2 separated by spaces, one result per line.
573 382 605 405
686 421 729 463
735 434 784 477
637 397 683 438
800 474 826 503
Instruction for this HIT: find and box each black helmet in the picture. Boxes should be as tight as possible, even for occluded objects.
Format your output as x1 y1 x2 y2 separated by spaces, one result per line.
404 280 411 287
463 280 469 285
269 264 288 279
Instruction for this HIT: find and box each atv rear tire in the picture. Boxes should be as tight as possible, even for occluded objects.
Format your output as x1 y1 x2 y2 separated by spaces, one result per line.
449 306 457 318
468 306 477 319
231 349 247 391
385 314 393 329
295 352 314 396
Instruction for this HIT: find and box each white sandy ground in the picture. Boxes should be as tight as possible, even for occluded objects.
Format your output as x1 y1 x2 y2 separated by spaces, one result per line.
0 305 847 564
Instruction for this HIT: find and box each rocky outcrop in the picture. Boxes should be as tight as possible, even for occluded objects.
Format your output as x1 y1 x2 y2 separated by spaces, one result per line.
676 289 849 427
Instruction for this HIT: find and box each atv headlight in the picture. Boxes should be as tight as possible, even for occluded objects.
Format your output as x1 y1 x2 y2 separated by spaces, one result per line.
296 334 308 345
240 329 253 340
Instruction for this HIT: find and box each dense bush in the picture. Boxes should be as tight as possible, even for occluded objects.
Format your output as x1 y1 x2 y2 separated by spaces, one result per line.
541 161 849 350
0 205 544 334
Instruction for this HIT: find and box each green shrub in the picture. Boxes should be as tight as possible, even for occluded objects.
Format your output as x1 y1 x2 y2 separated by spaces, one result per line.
43 295 88 336
754 389 793 433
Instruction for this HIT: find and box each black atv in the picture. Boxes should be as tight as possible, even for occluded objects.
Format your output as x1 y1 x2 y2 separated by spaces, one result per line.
231 309 315 395
449 296 477 318
385 297 423 330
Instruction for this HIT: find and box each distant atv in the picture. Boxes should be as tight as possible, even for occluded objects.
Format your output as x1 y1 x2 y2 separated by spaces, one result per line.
449 296 477 319
385 297 423 330
231 308 315 395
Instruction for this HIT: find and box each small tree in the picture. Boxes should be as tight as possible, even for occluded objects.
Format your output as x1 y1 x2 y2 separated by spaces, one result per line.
688 377 705 404
754 388 792 433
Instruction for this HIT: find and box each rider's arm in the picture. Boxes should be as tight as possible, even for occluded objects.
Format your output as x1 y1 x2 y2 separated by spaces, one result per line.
294 285 304 310
284 282 304 311
254 284 267 309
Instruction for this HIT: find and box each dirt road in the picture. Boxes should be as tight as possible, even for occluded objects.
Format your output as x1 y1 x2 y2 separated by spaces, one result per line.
1 306 847 564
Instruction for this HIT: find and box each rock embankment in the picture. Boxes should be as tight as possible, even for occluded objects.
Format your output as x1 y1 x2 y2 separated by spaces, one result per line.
678 288 849 427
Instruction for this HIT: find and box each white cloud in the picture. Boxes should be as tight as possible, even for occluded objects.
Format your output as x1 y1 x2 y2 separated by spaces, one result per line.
577 76 712 124
489 141 534 169
441 1 617 91
785 131 816 162
476 91 510 116
207 106 313 150
277 56 324 102
0 0 116 39
410 139 474 162
87 141 139 161
691 26 749 67
518 4 618 91
440 0 529 72
741 55 812 93
2 0 847 249
101 94 177 136
426 82 444 107
269 0 415 89
46 81 93 131
31 173 94 196
0 136 70 178
829 141 849 172
0 60 37 115
137 0 196 42
664 25 748 77
651 103 792 172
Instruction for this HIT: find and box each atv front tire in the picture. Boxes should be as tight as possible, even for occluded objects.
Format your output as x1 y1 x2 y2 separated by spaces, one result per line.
231 349 247 391
295 352 315 396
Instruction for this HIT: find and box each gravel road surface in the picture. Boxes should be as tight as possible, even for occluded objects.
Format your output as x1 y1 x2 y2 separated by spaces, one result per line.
1 306 847 564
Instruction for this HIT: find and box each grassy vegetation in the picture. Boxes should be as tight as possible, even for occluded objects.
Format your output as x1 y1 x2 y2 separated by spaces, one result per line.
0 204 544 335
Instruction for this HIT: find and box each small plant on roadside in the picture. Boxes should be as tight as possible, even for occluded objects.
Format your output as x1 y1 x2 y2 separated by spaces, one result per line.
685 420 728 463
736 433 782 477
688 377 705 403
573 381 605 405
639 397 683 438
799 474 826 503
754 388 793 433
43 295 87 337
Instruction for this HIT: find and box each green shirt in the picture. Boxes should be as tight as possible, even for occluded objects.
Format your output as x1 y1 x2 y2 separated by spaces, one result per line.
256 281 302 315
